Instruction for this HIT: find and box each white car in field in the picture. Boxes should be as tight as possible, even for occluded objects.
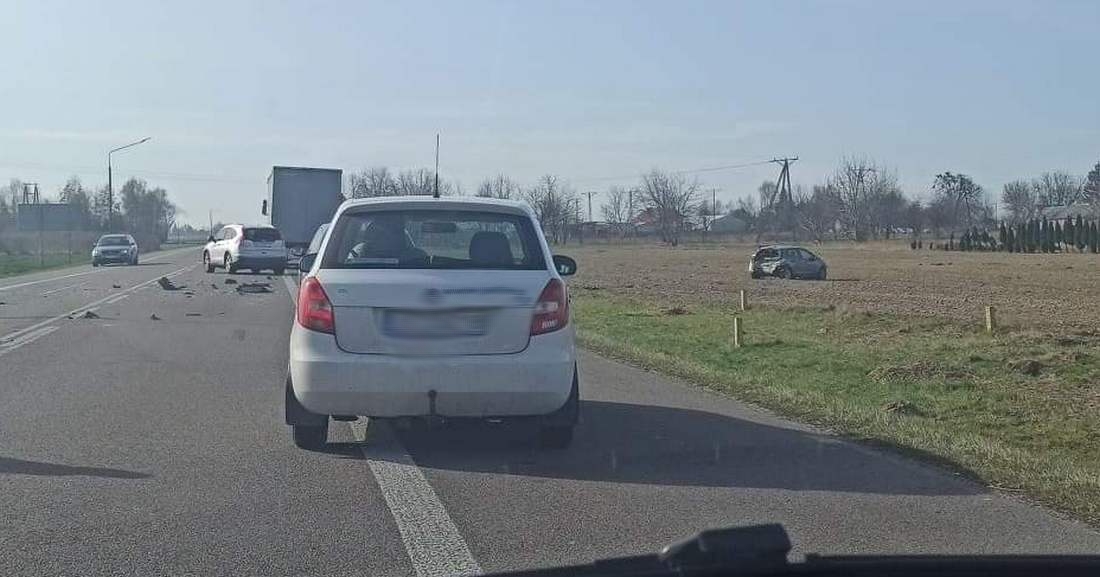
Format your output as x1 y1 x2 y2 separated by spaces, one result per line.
286 196 579 450
203 224 288 275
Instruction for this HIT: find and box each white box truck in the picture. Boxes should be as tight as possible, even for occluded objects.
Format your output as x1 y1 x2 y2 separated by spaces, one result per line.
263 166 344 257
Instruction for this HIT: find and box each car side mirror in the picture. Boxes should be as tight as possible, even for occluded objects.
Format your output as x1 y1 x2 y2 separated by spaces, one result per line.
298 253 318 273
553 254 577 276
207 235 216 243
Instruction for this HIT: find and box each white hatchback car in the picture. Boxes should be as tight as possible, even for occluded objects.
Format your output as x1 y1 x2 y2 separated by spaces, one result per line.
286 197 579 450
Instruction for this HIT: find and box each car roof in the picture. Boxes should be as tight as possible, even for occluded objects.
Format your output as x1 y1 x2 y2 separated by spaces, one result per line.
337 195 534 218
225 224 277 229
755 244 805 251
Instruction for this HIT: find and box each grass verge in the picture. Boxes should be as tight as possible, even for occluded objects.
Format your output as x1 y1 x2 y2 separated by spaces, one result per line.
574 293 1100 525
0 253 91 279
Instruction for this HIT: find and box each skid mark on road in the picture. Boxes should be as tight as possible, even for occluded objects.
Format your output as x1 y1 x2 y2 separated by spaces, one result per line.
282 275 482 577
40 281 90 297
0 325 59 357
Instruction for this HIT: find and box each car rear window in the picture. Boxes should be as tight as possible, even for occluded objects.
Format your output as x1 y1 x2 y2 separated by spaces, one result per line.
322 209 545 270
243 228 281 242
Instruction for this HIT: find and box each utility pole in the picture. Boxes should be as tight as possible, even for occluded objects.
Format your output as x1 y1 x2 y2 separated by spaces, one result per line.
585 191 596 222
627 189 634 238
433 133 440 198
107 137 151 231
24 183 42 267
767 157 799 241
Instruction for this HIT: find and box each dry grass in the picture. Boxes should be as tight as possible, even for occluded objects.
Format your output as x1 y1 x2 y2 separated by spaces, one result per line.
566 240 1100 331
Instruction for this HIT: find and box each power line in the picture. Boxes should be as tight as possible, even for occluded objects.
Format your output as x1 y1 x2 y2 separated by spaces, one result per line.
0 159 255 184
572 158 778 183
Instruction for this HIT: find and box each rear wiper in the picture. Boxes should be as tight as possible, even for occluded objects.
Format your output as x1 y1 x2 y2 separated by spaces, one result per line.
485 524 1100 577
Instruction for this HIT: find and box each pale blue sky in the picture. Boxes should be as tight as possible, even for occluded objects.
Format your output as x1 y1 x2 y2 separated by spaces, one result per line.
2 0 1097 224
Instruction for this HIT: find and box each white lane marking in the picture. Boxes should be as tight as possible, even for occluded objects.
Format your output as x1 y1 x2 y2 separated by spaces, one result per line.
0 268 102 292
103 293 129 305
0 264 195 344
281 275 481 577
351 421 483 577
0 246 195 293
0 325 59 357
40 281 89 297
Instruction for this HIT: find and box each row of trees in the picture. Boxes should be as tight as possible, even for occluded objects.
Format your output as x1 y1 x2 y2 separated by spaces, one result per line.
949 216 1100 253
1 176 177 241
344 157 1100 246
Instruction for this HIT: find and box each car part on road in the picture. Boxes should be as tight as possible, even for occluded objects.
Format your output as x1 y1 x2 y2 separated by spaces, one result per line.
203 252 214 273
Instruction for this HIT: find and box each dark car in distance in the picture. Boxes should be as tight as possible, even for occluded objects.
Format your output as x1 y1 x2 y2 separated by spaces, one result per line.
749 245 826 280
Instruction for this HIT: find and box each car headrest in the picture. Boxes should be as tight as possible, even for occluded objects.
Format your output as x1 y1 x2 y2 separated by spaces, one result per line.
469 231 513 267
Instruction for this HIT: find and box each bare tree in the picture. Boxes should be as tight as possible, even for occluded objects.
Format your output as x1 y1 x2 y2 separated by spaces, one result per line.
477 174 520 199
394 169 436 196
795 184 840 241
1033 171 1083 207
830 157 897 241
1084 161 1100 206
1001 180 1038 224
522 174 576 244
347 167 396 198
931 171 985 231
600 186 630 235
638 169 698 246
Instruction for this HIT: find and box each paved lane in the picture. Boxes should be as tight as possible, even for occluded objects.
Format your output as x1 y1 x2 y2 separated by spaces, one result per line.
1 259 1097 576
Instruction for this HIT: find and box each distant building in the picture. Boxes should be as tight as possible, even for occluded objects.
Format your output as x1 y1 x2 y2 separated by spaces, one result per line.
1041 204 1094 226
710 213 748 234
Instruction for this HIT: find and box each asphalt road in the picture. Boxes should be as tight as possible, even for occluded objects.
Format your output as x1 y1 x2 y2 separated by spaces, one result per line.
2 248 1098 576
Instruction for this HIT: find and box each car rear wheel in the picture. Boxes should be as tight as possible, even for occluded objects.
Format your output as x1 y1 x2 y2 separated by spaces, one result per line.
817 267 827 280
224 253 237 274
776 266 791 279
203 252 214 273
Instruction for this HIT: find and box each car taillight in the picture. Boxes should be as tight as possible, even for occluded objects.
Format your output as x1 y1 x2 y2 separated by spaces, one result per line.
297 277 335 334
531 278 568 336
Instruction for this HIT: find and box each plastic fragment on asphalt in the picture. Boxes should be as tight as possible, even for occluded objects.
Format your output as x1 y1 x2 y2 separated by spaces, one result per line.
112 284 122 289
236 283 273 294
157 277 179 291
223 278 238 285
185 312 201 317
149 313 161 320
80 310 100 319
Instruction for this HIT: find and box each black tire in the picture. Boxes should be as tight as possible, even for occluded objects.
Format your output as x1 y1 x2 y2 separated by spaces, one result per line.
92 261 100 268
131 255 139 265
203 252 214 273
818 267 827 281
538 425 574 449
292 424 329 451
750 270 762 279
776 267 791 280
224 253 237 274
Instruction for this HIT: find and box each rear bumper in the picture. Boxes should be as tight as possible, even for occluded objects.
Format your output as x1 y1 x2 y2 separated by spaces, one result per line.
234 255 287 269
289 325 576 418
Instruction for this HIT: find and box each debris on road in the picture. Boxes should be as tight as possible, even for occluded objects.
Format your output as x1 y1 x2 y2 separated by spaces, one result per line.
236 282 273 294
185 312 202 317
112 284 122 289
149 313 161 320
224 278 238 285
210 283 219 290
79 310 100 319
157 277 180 291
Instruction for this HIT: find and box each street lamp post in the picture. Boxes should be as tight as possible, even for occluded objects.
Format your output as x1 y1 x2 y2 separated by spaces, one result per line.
107 137 151 230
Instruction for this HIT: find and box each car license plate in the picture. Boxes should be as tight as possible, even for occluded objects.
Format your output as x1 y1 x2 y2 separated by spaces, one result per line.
384 310 488 338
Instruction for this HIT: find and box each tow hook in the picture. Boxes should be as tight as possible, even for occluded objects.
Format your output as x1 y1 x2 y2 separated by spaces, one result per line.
426 389 445 429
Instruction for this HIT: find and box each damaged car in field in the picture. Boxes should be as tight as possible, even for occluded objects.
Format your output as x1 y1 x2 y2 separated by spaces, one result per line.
748 245 827 280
